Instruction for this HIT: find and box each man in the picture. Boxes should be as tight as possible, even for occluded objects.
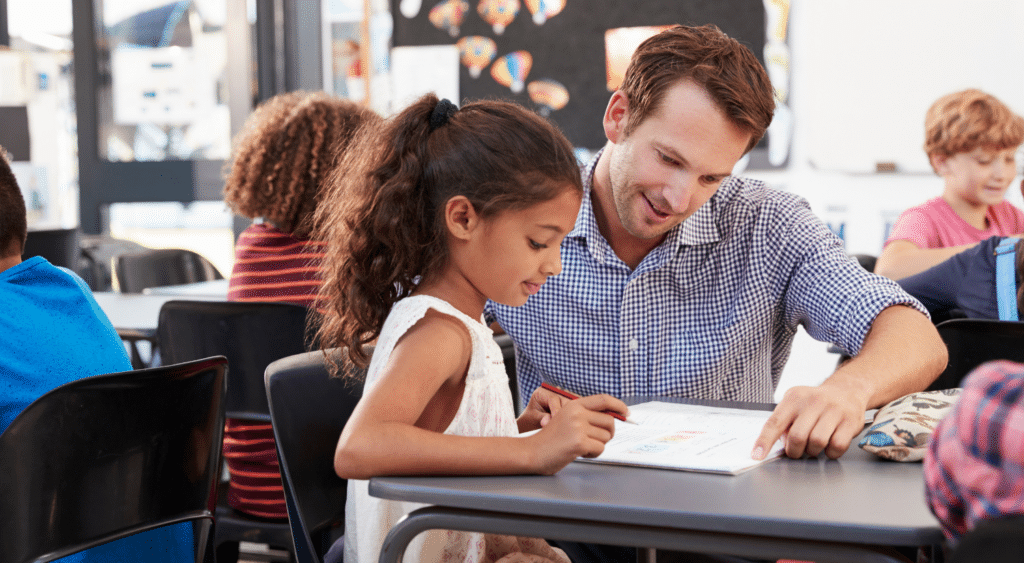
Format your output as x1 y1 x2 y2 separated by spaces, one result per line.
0 146 192 562
487 24 946 463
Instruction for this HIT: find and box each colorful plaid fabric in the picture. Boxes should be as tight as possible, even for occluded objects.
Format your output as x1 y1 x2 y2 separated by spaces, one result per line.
487 152 926 405
224 223 324 519
925 360 1024 541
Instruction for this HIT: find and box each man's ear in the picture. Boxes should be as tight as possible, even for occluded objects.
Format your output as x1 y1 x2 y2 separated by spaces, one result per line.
603 90 630 144
444 195 479 241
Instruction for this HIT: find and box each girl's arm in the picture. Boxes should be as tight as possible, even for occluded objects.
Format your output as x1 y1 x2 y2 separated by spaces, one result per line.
875 239 978 280
334 311 628 479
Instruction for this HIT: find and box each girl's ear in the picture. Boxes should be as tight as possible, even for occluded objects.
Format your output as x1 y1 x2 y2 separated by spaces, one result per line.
445 195 479 241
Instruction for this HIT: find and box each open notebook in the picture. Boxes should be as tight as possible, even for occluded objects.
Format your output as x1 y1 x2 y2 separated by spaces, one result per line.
576 401 786 475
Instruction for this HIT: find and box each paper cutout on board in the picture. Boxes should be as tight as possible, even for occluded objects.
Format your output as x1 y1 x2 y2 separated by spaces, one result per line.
477 0 520 35
457 36 498 78
604 25 672 91
491 50 532 93
400 0 423 18
527 79 569 116
523 0 565 25
429 0 470 38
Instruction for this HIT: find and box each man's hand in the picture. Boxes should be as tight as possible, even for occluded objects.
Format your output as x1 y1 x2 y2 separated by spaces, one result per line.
751 380 869 460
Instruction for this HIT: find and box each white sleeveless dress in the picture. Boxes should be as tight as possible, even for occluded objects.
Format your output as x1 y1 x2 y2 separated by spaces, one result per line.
344 294 569 563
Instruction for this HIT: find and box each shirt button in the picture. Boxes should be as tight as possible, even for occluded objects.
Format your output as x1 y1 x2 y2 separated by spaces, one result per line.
629 338 639 351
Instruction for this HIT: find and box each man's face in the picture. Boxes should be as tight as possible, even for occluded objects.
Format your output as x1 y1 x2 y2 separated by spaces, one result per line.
602 79 752 242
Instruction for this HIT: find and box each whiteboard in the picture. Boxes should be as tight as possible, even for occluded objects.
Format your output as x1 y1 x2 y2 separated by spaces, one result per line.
800 1 1024 173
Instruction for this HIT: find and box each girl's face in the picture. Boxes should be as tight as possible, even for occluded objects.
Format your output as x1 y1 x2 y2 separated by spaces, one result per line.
467 187 581 308
936 146 1018 208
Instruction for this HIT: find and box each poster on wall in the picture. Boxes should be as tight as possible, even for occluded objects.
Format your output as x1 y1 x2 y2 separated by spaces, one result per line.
390 0 785 169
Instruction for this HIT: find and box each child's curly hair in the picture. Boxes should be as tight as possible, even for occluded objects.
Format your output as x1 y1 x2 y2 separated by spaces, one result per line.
223 92 379 238
924 89 1024 171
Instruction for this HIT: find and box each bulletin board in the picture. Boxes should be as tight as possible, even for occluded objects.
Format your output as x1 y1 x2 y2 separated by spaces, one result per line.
389 0 775 164
800 0 1024 174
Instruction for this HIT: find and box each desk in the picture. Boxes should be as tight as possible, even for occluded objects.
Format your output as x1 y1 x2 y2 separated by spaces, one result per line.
142 279 230 298
92 292 224 337
370 398 943 563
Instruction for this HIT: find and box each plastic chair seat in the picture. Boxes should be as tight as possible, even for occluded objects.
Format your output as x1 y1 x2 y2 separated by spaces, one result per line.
0 357 227 563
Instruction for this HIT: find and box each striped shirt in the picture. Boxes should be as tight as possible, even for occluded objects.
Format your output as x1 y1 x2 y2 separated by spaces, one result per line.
225 223 325 519
487 152 925 405
925 360 1024 542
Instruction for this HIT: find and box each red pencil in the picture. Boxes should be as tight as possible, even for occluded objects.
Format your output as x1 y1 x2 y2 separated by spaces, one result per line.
540 382 638 424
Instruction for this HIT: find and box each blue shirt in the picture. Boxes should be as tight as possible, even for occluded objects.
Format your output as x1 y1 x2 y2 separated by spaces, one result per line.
487 155 926 404
898 235 1005 320
0 256 192 563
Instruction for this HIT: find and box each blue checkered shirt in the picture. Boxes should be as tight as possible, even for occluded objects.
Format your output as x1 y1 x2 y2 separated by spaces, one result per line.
486 154 927 405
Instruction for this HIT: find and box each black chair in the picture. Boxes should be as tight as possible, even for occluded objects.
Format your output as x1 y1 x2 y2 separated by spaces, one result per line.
0 356 227 563
851 253 877 273
23 227 81 271
494 333 520 413
158 300 312 562
950 515 1024 562
113 248 224 293
928 318 1024 390
265 349 367 563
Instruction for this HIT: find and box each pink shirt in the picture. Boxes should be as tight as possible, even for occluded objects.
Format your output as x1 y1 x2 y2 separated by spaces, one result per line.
885 197 1024 249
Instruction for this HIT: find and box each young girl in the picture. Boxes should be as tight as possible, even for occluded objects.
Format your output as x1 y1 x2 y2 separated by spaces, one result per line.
313 94 629 563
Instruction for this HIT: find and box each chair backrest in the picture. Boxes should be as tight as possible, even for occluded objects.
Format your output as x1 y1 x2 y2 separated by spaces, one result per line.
265 350 366 563
0 357 227 563
113 248 224 293
23 228 81 271
158 300 310 421
951 515 1024 563
929 318 1024 390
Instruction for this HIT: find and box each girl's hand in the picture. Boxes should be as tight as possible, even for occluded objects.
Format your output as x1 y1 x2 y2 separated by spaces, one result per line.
517 384 572 432
527 394 628 475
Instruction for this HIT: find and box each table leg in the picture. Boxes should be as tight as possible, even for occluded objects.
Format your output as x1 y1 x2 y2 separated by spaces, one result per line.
377 506 924 563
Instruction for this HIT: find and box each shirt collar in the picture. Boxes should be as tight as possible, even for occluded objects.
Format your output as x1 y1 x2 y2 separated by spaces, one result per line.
570 149 723 253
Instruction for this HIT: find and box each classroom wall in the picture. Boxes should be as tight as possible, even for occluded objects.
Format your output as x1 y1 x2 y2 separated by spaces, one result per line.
746 0 1024 258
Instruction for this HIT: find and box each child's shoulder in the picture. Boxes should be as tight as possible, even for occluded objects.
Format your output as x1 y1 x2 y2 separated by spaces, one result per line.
387 295 475 349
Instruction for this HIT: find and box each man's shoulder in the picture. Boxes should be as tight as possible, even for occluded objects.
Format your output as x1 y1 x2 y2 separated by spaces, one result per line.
714 176 812 230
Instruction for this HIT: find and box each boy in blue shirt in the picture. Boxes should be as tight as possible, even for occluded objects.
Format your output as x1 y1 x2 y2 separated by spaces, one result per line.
0 146 193 562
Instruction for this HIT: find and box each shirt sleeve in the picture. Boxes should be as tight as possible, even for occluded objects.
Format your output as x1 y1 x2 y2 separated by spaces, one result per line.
885 207 936 249
778 203 929 356
897 244 979 318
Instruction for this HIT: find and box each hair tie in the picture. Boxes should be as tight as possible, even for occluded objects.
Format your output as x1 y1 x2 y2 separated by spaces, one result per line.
429 98 458 132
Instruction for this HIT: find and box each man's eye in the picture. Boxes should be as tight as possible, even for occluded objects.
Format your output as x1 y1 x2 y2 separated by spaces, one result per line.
659 152 678 165
529 239 544 249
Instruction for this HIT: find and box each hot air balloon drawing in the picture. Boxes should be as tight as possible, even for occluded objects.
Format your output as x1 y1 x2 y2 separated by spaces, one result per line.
477 0 519 35
456 36 497 78
429 0 469 38
491 50 532 93
527 79 569 116
523 0 564 25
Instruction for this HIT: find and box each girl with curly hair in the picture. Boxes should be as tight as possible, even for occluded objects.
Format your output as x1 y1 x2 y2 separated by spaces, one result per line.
313 93 629 563
220 92 378 524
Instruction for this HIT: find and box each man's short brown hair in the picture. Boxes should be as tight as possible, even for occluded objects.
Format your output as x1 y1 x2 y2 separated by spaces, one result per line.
618 24 775 153
924 89 1024 168
0 147 27 259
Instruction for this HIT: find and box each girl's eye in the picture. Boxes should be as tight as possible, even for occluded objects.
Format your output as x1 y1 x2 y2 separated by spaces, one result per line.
528 239 544 250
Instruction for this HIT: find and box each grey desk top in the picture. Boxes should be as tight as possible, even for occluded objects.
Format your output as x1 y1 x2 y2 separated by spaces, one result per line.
92 292 224 335
142 279 230 297
370 398 942 548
